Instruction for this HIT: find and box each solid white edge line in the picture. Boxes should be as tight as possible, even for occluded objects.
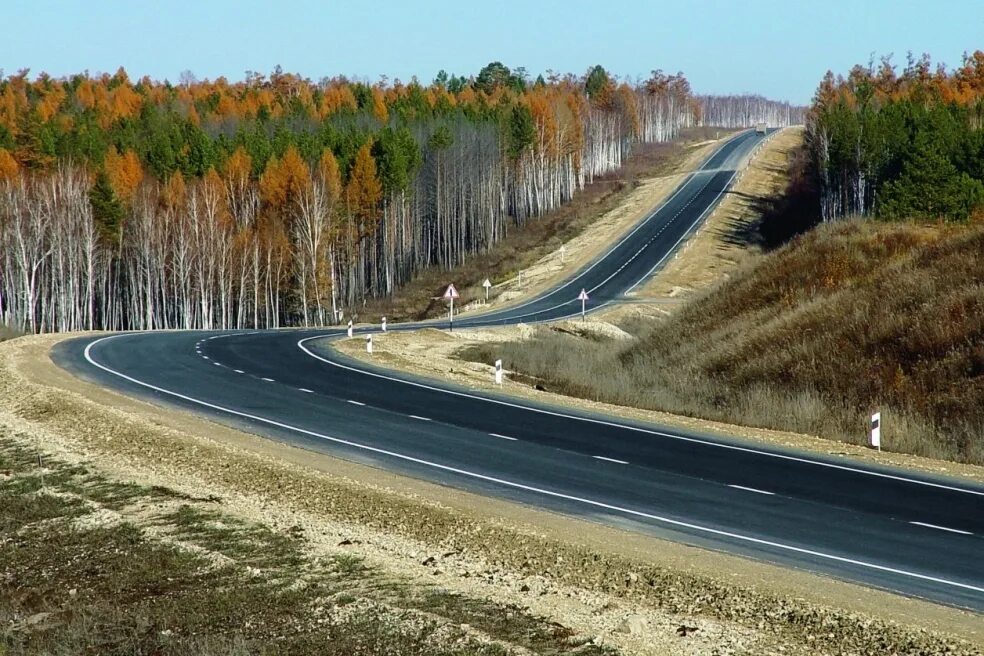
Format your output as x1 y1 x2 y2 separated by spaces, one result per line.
593 455 629 465
489 433 518 441
78 333 984 596
729 484 775 496
909 521 973 536
297 337 984 499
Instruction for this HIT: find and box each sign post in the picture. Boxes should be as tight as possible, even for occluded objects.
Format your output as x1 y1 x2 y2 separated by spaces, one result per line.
483 278 492 302
347 319 353 338
381 316 387 332
560 245 566 264
443 283 459 332
870 412 881 451
365 334 373 354
494 359 503 385
577 288 589 322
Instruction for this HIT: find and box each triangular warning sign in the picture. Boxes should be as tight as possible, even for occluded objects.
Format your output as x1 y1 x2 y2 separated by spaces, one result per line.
443 284 460 299
577 289 589 301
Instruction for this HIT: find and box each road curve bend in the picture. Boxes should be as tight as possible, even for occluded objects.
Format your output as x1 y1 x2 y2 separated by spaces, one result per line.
56 130 984 612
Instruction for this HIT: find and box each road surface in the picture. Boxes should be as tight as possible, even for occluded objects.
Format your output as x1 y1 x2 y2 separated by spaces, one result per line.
56 130 984 611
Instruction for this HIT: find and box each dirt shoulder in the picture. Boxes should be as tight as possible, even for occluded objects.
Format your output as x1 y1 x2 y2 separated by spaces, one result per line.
7 335 981 656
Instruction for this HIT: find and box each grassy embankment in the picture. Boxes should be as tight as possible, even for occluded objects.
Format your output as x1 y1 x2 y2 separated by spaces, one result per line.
462 220 984 465
361 127 733 322
0 435 614 655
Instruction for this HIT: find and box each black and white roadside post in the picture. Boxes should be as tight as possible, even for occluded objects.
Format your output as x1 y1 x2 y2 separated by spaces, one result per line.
577 288 589 322
381 316 387 332
366 334 373 354
347 319 353 338
560 244 566 264
483 278 492 302
494 359 503 385
443 283 459 332
870 412 881 451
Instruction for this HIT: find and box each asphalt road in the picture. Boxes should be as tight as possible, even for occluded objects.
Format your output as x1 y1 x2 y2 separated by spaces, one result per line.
55 130 984 611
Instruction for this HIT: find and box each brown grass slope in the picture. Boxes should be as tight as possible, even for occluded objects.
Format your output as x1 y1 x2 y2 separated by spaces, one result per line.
472 220 984 464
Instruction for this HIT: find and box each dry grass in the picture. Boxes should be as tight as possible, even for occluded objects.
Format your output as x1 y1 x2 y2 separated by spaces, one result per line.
461 221 984 465
360 128 735 322
0 324 22 343
0 434 615 656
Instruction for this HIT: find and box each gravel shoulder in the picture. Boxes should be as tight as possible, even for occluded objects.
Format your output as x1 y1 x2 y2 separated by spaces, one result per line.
3 334 982 655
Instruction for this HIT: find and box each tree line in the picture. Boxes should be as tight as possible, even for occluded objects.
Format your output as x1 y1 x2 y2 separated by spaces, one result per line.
806 51 984 222
0 63 783 333
697 94 805 128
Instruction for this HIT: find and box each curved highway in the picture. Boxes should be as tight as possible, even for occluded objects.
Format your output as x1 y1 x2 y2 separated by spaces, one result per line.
55 130 984 612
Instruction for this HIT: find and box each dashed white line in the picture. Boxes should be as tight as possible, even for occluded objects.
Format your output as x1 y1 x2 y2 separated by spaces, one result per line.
593 455 629 465
489 433 518 441
260 377 274 382
909 521 973 536
234 369 244 374
202 356 209 360
409 415 432 421
213 362 222 367
298 388 314 393
83 334 984 596
347 400 366 406
728 484 775 496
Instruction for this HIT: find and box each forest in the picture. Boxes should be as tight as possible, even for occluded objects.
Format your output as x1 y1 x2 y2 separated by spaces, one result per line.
807 51 984 222
0 62 796 333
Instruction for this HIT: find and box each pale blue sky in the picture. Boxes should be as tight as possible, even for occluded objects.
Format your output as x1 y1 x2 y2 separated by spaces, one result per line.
3 0 982 104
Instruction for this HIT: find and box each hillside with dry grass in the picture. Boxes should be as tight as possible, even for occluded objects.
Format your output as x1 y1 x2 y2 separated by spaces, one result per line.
464 220 984 464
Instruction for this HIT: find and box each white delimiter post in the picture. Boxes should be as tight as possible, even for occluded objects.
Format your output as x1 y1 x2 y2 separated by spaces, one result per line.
366 334 373 354
870 412 881 451
347 320 353 338
494 359 503 385
449 295 454 332
381 317 387 332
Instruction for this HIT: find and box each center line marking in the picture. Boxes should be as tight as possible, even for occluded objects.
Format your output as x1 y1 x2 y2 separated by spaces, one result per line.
593 455 629 465
909 521 973 535
728 484 775 496
409 415 432 421
213 362 222 367
489 433 518 441
347 400 366 406
234 369 244 374
298 388 314 393
260 377 274 382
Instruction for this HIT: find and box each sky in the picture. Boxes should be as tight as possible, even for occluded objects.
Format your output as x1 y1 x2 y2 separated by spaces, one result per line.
3 0 982 105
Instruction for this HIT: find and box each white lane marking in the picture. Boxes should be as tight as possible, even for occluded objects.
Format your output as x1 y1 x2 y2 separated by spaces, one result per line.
347 400 366 406
489 433 518 441
729 484 775 496
299 338 984 498
234 369 244 374
910 522 973 536
593 455 629 465
409 415 432 422
77 334 984 597
202 356 209 360
213 362 222 367
298 388 314 394
260 377 274 382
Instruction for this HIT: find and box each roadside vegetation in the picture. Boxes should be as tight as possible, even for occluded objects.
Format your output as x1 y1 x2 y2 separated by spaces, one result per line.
0 433 615 655
461 220 984 464
0 324 21 343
